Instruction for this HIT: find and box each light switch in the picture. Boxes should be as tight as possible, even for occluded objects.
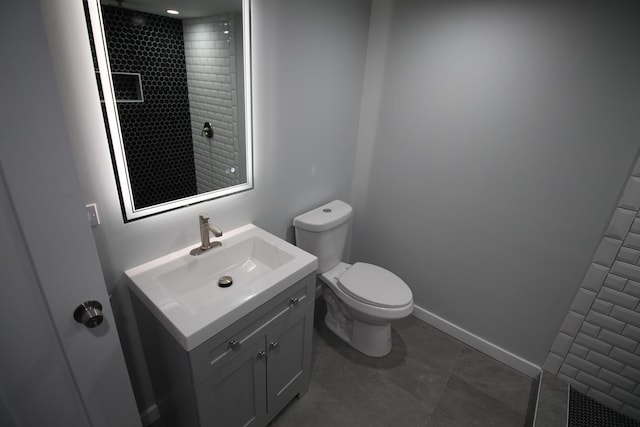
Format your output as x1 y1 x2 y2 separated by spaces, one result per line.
86 203 100 227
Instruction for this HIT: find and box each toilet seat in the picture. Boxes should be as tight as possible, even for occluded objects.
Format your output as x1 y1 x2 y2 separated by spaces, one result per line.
337 262 412 308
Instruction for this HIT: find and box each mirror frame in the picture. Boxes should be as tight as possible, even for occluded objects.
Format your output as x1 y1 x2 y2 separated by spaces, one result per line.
86 0 254 221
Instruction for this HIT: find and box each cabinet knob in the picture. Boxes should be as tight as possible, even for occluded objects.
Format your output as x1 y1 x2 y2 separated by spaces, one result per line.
270 341 279 351
289 297 299 306
257 351 267 360
228 340 241 350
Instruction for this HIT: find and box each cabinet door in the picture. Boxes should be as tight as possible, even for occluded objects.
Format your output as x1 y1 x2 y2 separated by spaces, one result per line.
266 306 313 416
196 333 268 427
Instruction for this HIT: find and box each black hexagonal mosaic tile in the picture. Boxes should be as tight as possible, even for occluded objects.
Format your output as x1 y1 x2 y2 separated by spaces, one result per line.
101 5 197 210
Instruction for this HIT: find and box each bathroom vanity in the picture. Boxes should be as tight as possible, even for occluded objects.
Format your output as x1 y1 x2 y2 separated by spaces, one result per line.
125 224 318 427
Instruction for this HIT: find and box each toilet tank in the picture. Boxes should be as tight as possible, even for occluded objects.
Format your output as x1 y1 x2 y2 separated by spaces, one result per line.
293 200 352 273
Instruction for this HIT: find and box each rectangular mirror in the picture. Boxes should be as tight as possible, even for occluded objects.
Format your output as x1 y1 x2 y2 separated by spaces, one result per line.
86 0 253 222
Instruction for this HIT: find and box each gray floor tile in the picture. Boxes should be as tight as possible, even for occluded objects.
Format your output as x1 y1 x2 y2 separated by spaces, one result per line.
270 382 363 427
450 346 534 416
534 372 568 427
426 375 529 427
377 355 452 413
394 316 465 371
310 346 433 424
272 301 534 427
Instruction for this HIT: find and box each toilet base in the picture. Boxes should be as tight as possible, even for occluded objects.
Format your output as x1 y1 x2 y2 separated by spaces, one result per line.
324 308 392 358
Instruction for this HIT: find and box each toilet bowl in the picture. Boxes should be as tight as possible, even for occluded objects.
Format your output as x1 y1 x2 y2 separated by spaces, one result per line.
293 200 414 357
320 261 413 357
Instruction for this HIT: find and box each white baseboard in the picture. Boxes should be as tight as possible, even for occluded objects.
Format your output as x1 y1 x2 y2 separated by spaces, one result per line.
412 304 541 378
140 403 160 426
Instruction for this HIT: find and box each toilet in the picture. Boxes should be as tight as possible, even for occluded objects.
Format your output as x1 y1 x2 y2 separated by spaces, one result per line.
293 200 414 357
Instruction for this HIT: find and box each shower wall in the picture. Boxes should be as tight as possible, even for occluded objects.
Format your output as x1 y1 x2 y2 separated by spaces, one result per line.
101 6 196 209
545 158 640 421
183 15 243 193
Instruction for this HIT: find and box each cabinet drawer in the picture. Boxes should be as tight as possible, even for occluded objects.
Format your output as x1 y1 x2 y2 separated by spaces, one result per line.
189 273 315 384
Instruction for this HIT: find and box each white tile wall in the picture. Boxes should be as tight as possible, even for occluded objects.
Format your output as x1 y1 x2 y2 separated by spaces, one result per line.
544 156 640 421
183 15 240 193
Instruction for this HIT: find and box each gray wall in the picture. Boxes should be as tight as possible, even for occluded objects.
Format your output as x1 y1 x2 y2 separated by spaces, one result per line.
46 0 371 413
351 0 640 366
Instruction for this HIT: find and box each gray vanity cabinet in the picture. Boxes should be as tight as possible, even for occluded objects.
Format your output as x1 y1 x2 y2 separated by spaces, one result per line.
132 273 315 427
265 306 311 415
195 306 311 426
195 331 268 427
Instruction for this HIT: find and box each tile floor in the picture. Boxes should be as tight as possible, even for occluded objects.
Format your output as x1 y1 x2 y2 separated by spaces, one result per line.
534 372 567 426
270 301 537 427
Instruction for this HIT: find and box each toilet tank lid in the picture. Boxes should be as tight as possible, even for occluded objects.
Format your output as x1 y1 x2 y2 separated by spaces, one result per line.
293 200 352 232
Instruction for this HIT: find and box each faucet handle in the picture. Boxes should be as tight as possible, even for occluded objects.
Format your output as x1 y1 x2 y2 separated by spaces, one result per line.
199 212 210 222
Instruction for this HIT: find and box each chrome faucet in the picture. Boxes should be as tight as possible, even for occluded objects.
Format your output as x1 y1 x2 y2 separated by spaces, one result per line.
190 213 223 256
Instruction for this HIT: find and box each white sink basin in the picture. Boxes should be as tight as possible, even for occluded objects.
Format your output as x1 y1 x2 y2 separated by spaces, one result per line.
125 224 318 351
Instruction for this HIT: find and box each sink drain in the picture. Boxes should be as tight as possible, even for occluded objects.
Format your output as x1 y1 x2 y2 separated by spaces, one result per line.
218 275 233 288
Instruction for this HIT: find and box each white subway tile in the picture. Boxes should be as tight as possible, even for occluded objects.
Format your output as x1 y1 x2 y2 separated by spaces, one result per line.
560 311 585 336
575 332 613 355
604 274 628 291
594 237 622 267
587 351 624 373
611 306 640 328
580 321 601 338
542 352 564 375
570 343 589 359
551 332 573 355
624 281 640 298
599 329 637 352
566 352 600 376
581 263 610 292
619 176 640 211
598 287 640 310
559 364 579 378
570 288 597 315
576 371 612 393
622 365 640 383
631 159 640 177
585 311 625 333
607 208 637 240
592 298 614 315
622 324 640 342
611 261 640 283
611 386 640 408
598 368 636 392
616 247 640 265
624 233 640 251
611 348 640 370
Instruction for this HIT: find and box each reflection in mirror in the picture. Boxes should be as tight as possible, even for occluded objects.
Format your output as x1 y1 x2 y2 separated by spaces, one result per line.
85 0 253 221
